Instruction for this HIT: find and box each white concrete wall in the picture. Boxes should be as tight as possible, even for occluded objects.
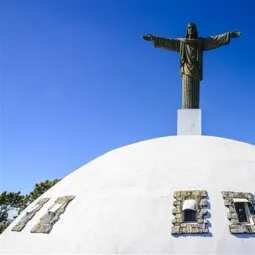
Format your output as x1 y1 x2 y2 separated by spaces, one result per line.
177 109 202 135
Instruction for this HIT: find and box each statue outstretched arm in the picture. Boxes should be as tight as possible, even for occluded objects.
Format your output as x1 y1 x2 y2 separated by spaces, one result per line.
230 30 241 38
143 33 180 52
143 34 156 41
203 30 241 51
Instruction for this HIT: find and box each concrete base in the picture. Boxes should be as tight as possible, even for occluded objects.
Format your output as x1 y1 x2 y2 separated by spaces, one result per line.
177 109 202 135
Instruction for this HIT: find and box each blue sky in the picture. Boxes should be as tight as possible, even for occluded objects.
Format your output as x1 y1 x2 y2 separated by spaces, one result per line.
1 0 255 194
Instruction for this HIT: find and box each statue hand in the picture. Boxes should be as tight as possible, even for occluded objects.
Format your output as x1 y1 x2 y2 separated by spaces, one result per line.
230 30 241 38
143 34 155 41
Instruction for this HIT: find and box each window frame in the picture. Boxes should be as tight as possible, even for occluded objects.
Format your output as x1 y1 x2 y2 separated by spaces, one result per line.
222 191 255 234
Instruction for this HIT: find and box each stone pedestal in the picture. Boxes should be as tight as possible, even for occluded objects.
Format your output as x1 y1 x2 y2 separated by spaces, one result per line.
177 109 201 135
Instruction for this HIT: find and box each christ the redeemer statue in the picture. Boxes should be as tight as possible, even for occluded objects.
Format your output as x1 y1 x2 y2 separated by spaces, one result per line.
143 23 241 109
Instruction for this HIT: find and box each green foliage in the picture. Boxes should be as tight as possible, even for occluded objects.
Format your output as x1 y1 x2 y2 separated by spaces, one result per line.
0 179 60 234
0 191 25 233
0 223 9 233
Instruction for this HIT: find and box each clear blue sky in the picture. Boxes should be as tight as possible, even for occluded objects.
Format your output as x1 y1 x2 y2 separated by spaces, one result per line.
1 0 255 194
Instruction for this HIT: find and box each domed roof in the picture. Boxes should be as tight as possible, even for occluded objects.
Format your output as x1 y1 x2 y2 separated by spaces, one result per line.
1 135 255 254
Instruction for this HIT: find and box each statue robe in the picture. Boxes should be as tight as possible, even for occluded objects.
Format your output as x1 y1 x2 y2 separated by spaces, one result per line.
153 33 231 108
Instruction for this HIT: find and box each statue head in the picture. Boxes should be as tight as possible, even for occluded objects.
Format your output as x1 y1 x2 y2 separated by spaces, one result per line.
186 23 198 39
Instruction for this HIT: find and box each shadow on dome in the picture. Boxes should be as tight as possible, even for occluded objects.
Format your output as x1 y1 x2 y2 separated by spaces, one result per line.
173 232 213 238
233 234 255 239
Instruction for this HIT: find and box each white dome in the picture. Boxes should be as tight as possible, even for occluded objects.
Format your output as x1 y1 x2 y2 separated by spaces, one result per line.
1 135 255 254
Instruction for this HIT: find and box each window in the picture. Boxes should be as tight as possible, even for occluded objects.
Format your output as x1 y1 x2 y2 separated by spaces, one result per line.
234 202 249 223
182 199 197 223
222 191 255 234
172 190 209 235
233 198 255 224
183 209 197 222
